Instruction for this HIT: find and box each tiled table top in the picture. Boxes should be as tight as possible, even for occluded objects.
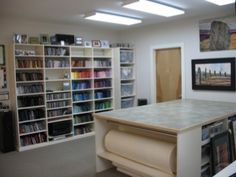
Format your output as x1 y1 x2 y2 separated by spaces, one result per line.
94 99 236 133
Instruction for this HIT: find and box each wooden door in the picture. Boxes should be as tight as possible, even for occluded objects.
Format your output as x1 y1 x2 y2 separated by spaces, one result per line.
156 48 181 103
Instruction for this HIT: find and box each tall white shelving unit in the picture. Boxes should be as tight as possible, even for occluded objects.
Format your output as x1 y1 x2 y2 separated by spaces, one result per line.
113 47 136 109
10 43 114 151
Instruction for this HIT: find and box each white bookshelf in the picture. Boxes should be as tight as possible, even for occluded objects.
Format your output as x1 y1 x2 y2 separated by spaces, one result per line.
11 43 114 151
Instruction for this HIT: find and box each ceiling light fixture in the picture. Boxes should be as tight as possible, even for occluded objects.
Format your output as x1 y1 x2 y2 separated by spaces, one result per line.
123 0 185 17
84 12 142 25
205 0 235 6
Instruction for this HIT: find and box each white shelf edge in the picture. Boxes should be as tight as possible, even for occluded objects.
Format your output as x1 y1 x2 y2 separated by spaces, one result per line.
94 87 112 90
17 92 45 96
72 88 93 92
48 117 73 123
19 118 46 124
18 131 95 152
94 97 113 101
45 79 70 82
201 138 210 146
20 129 47 136
121 94 136 98
47 114 73 120
45 67 70 70
95 107 113 112
16 68 44 70
18 105 45 110
46 90 71 93
71 67 92 69
74 121 94 126
73 99 93 103
46 98 71 102
44 55 70 58
73 110 94 115
94 67 112 69
94 77 112 80
46 105 72 111
15 55 44 57
71 78 93 80
71 55 93 58
16 80 44 84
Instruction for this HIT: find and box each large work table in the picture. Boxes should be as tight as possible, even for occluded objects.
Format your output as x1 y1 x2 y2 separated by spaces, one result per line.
94 99 236 177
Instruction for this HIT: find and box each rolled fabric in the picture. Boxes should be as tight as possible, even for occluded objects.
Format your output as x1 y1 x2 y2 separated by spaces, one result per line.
104 129 176 174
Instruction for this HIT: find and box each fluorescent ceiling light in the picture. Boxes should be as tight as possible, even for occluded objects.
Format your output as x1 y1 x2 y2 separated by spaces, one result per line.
205 0 235 6
123 0 185 17
84 12 142 25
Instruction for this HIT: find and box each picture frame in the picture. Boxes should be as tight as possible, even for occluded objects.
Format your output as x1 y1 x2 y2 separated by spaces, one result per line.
21 34 28 44
84 40 92 48
40 34 50 44
75 36 83 46
92 40 101 48
211 131 233 175
100 40 109 48
192 58 236 91
28 36 40 44
14 33 27 44
50 35 58 45
0 45 5 65
199 16 236 52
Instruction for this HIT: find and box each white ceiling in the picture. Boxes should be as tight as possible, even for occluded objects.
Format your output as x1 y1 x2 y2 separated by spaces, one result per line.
0 0 235 30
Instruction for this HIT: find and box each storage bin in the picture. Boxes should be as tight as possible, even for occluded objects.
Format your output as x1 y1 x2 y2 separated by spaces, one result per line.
120 50 134 63
121 98 134 108
121 83 134 97
120 67 133 80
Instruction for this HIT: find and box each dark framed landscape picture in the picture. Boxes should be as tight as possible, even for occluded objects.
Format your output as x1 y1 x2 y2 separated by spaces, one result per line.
211 131 232 175
192 58 235 91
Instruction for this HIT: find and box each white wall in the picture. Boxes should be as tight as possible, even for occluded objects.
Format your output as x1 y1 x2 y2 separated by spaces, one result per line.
118 14 236 103
0 17 119 44
0 17 119 106
1 14 236 105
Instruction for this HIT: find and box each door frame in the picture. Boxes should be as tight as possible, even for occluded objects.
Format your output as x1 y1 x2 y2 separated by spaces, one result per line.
150 43 186 103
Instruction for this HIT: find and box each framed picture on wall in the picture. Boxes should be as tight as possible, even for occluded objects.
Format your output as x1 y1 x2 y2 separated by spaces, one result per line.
199 16 236 52
211 131 233 175
192 57 236 91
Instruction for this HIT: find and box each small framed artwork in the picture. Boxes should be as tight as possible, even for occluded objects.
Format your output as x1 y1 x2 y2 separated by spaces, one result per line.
0 45 5 65
75 36 83 46
14 34 27 44
28 36 40 44
92 40 101 48
14 34 22 43
40 34 50 44
192 58 236 91
50 35 57 45
100 40 109 48
21 34 28 44
211 131 233 175
84 40 92 48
